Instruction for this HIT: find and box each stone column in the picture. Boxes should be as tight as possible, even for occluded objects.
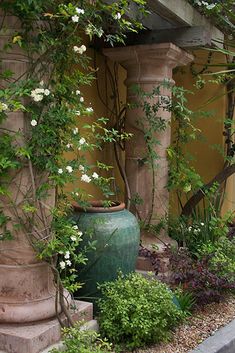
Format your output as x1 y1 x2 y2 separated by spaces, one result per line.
0 13 60 326
0 12 92 353
104 43 193 243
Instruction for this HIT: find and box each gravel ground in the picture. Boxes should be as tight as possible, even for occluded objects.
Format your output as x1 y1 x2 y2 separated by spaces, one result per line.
135 294 235 353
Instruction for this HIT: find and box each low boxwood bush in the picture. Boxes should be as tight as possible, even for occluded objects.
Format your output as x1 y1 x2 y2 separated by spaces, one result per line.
97 272 183 349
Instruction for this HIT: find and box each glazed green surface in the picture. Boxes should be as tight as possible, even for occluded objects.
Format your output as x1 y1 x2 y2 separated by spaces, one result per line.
73 209 140 302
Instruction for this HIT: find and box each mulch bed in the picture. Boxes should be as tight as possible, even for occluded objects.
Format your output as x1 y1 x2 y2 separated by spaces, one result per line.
134 294 235 353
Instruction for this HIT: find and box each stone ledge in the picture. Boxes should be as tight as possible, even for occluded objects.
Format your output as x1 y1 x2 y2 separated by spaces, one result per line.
80 320 99 332
190 318 235 353
0 301 93 353
40 342 64 353
136 256 154 272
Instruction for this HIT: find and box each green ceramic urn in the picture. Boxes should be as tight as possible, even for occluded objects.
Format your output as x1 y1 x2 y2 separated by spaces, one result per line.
72 201 140 305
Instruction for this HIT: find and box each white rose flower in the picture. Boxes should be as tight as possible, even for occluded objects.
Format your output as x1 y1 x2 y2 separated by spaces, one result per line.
76 8 84 14
79 137 86 145
58 168 63 174
34 94 43 102
81 174 91 183
73 225 79 230
66 143 73 148
1 103 8 111
66 260 72 266
31 119 38 127
201 222 205 226
64 251 70 259
73 46 79 52
75 110 81 116
76 90 80 95
80 45 86 53
59 261 66 270
70 235 77 241
77 231 83 236
92 172 99 179
86 107 93 113
79 165 85 172
114 12 121 20
34 88 45 94
72 15 79 22
66 166 73 173
44 89 50 96
73 127 78 135
80 97 84 102
31 90 44 102
206 3 216 9
76 45 86 54
39 80 44 86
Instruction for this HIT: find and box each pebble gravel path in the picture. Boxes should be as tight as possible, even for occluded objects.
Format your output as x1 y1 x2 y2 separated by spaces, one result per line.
134 295 235 353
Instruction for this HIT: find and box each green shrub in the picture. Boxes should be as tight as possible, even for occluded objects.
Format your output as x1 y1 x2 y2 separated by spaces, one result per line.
97 272 183 349
50 324 112 353
197 237 235 282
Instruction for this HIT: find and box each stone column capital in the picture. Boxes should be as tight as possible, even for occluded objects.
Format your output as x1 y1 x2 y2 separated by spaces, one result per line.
104 42 193 67
103 43 193 85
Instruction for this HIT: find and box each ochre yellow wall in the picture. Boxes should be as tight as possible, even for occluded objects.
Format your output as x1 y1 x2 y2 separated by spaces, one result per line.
66 46 126 202
67 47 235 215
173 51 225 182
171 50 226 215
173 50 235 215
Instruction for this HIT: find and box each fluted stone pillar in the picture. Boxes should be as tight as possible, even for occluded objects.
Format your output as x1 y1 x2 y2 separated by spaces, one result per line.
104 43 193 243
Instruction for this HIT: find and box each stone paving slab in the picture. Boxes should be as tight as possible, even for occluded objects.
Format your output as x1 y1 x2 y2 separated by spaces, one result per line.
190 318 235 353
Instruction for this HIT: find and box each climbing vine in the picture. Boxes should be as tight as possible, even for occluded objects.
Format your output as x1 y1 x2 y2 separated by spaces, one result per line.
0 0 145 323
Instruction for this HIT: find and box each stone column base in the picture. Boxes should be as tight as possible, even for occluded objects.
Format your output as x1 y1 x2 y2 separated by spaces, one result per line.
0 301 93 353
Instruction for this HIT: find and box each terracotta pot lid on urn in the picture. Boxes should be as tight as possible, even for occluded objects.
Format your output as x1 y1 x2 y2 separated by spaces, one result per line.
73 200 125 213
